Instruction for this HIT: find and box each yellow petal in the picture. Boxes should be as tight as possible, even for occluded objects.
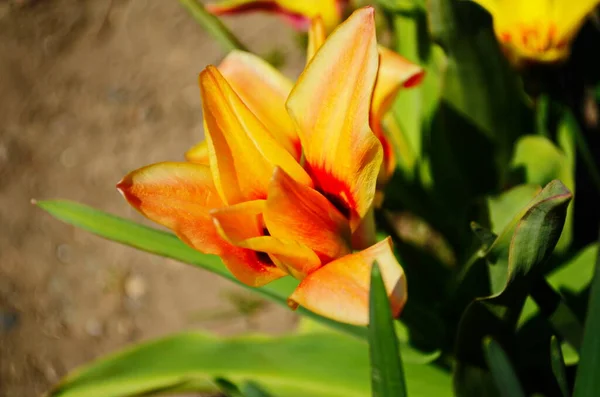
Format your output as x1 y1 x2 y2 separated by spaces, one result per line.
288 237 407 325
371 47 424 184
557 0 600 40
287 7 382 230
306 16 326 63
372 46 424 124
200 66 311 204
473 0 600 63
219 51 301 160
207 0 343 32
211 200 320 279
265 167 351 264
185 139 210 164
117 162 226 255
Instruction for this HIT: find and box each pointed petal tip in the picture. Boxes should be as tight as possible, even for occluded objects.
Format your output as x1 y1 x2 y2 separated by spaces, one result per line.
115 176 132 200
402 69 425 88
286 236 406 325
199 65 221 87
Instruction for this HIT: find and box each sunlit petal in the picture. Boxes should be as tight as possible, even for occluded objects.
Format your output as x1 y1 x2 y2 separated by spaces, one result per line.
287 7 382 230
200 66 311 204
219 51 300 160
117 162 226 255
185 139 210 165
306 16 326 63
372 46 424 123
211 200 320 279
265 167 352 264
288 237 407 325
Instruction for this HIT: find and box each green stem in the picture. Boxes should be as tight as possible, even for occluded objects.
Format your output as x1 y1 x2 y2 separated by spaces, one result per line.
178 0 247 53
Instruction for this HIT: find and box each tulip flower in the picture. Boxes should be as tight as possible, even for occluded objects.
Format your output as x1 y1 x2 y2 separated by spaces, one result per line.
207 0 348 32
118 8 407 325
472 0 600 64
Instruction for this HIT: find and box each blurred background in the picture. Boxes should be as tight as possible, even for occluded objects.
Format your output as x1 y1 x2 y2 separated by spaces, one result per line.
0 1 306 395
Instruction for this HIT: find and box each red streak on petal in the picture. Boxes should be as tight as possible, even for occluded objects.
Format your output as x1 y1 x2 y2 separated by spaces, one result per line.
305 163 357 221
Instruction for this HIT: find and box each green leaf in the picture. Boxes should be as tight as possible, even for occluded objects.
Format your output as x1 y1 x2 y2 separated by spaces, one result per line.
455 181 573 396
517 244 598 364
369 263 407 397
573 231 600 397
34 200 365 339
487 185 542 235
549 244 598 295
388 7 445 176
485 180 572 297
242 381 276 397
510 134 575 252
483 338 526 397
178 0 247 52
550 336 569 397
215 378 245 397
375 0 425 12
298 317 441 365
49 331 453 397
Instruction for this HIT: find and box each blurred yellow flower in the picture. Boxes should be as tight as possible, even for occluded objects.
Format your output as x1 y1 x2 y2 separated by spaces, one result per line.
473 0 600 63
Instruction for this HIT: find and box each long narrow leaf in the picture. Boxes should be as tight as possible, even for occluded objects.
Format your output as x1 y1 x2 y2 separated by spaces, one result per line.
34 200 366 339
369 263 408 397
573 229 600 397
49 331 453 397
483 338 526 397
178 0 247 52
550 336 569 397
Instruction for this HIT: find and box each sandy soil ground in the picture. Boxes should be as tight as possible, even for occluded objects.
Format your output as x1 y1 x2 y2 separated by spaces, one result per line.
0 1 304 395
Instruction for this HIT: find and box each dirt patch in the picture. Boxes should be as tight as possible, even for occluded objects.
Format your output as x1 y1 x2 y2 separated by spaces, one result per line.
0 1 303 395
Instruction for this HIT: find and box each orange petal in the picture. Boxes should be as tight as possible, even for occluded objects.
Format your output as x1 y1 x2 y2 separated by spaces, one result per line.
211 200 320 279
371 47 424 185
372 46 424 122
306 16 326 63
200 66 311 204
286 7 382 230
118 163 284 287
288 237 407 325
220 247 288 287
219 51 301 160
117 162 225 255
209 200 288 285
265 167 351 264
185 139 210 164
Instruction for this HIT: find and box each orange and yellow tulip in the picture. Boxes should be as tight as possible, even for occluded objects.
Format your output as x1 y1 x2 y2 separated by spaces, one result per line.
207 0 348 32
118 7 407 325
472 0 600 64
